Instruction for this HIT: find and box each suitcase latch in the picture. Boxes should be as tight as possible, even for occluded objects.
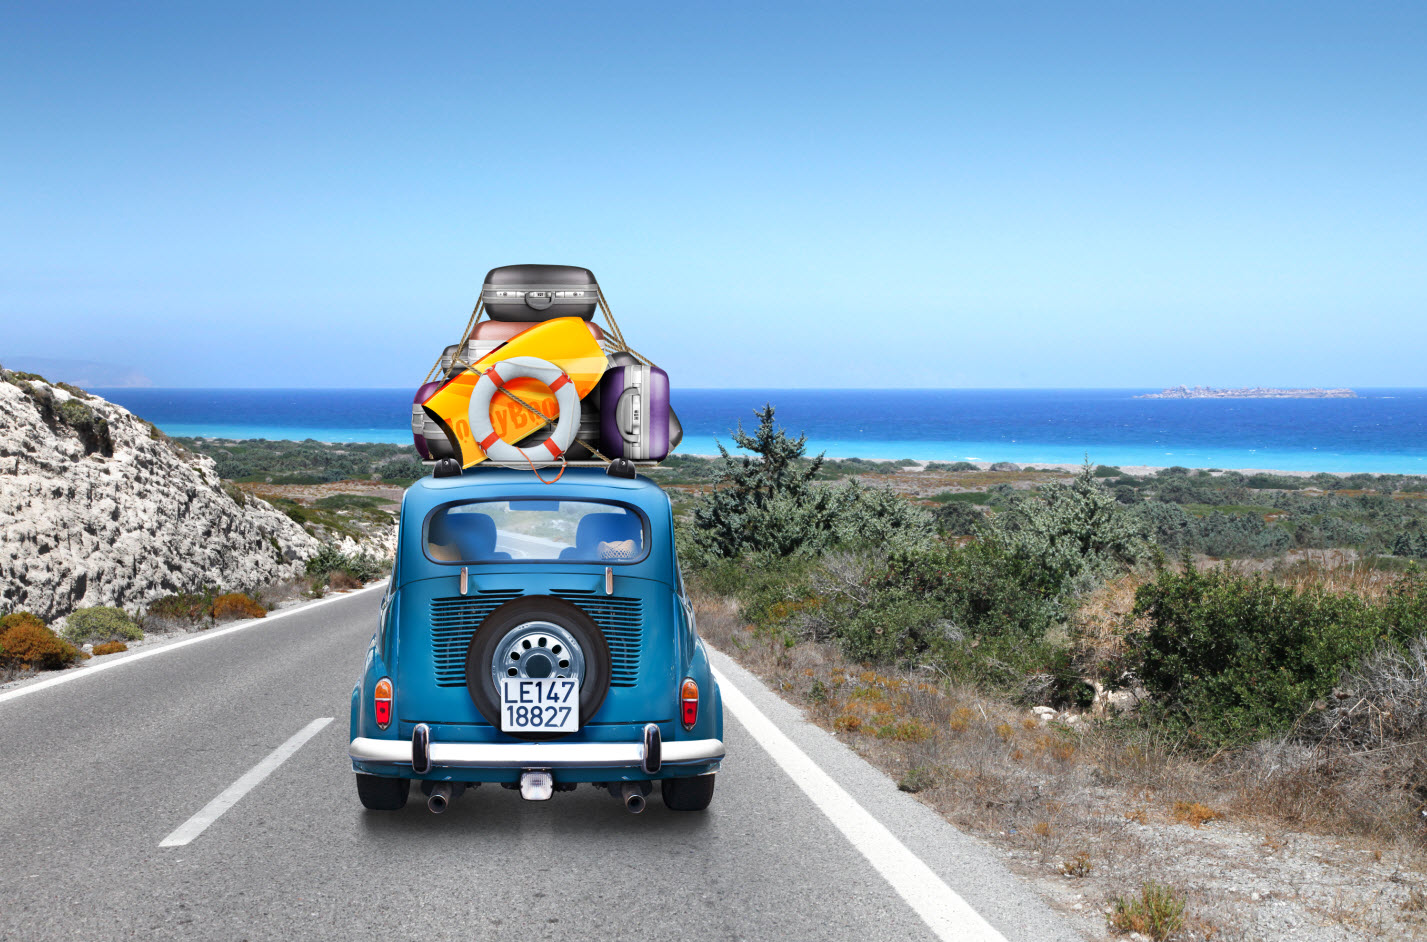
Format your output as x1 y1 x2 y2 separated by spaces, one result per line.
525 290 553 312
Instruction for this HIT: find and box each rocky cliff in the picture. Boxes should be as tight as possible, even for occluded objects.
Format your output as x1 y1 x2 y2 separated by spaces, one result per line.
0 370 321 621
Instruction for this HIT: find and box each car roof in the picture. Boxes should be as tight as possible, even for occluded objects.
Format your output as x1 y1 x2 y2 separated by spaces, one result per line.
401 467 669 517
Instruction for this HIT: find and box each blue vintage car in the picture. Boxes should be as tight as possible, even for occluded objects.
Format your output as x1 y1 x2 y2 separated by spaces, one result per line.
348 466 724 814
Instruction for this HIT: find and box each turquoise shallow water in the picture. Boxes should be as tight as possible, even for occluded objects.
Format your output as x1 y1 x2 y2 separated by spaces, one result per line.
95 387 1427 474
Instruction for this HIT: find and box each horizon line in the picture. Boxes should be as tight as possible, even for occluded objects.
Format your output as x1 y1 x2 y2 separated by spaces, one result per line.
87 384 1417 392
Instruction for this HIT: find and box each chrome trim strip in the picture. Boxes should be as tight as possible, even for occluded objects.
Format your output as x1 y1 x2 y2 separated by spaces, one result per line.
349 737 724 769
351 738 413 763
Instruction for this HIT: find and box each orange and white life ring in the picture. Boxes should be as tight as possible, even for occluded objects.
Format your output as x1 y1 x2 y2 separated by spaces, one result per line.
468 356 580 466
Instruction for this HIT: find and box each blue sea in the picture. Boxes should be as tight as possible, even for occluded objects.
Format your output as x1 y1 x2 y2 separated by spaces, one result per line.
92 388 1427 474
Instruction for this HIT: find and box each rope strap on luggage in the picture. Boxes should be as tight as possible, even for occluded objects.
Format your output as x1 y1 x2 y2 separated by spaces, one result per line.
425 285 658 479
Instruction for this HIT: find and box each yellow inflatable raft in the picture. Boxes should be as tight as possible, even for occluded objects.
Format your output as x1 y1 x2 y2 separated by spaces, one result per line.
421 317 606 467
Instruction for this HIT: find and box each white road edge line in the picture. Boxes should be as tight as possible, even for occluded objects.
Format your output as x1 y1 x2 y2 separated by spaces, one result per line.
159 717 333 847
0 580 388 707
712 666 1007 942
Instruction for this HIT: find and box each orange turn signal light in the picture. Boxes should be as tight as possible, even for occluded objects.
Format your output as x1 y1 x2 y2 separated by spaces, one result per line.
680 678 699 730
374 677 393 730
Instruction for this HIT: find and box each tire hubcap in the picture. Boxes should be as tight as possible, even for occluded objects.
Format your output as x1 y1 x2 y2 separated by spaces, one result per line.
491 621 585 689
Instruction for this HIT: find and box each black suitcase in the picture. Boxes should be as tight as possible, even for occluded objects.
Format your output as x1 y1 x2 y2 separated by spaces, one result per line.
481 264 599 322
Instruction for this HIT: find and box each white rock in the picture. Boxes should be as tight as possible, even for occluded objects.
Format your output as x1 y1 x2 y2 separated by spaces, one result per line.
0 376 324 620
1031 706 1057 717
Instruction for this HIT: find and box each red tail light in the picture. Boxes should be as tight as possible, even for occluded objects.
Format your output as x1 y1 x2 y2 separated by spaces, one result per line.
374 677 393 730
680 678 699 729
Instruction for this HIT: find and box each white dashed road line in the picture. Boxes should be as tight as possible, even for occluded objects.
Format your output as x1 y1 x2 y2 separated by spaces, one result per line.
159 717 333 847
713 667 1008 942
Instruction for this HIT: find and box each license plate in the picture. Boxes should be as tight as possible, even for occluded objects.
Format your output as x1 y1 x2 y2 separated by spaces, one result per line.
500 678 579 733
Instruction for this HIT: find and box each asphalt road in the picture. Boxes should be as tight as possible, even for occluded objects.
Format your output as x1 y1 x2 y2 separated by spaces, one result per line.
0 585 1083 942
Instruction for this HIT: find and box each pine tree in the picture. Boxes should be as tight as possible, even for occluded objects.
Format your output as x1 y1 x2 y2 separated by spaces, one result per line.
690 405 934 559
691 405 828 558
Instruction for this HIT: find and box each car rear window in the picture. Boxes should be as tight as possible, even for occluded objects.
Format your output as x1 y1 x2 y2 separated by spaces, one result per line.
424 500 647 564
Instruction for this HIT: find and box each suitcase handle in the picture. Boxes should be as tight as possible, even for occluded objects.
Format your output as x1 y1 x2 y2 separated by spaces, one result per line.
616 387 641 441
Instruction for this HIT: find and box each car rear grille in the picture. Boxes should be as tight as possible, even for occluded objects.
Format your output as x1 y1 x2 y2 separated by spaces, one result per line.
430 591 524 686
429 590 643 688
551 590 643 687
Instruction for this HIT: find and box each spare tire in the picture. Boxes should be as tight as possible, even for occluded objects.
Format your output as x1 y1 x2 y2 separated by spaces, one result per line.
464 596 611 741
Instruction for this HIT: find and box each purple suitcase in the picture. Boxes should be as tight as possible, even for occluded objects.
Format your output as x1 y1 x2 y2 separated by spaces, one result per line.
411 381 455 460
598 359 670 461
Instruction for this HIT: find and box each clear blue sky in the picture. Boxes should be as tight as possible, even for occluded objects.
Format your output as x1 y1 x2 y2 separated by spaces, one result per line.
2 2 1423 388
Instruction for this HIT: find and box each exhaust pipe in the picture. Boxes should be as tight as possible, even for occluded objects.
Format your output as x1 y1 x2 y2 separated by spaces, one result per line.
426 782 466 814
620 782 646 815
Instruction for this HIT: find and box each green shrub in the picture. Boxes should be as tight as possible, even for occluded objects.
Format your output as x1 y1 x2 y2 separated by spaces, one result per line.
1395 532 1427 559
304 545 343 575
689 555 816 607
63 606 143 644
897 766 938 793
313 494 395 512
1193 512 1291 558
928 491 990 504
1109 881 1186 940
934 501 984 536
56 398 113 456
305 545 386 583
1092 465 1121 478
1129 567 1427 747
987 464 1149 595
171 438 428 487
0 620 82 670
1130 501 1197 554
785 542 1064 688
1245 472 1303 490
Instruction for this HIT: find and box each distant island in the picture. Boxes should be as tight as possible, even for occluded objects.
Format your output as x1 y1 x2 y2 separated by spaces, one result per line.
1137 386 1358 400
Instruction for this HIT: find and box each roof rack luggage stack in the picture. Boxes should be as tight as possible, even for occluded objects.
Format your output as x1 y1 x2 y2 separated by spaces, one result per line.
412 266 682 475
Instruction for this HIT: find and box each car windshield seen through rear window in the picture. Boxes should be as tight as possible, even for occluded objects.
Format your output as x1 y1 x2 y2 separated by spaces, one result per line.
424 500 646 564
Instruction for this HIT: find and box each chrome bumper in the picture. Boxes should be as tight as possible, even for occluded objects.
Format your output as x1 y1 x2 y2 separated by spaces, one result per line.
349 736 724 770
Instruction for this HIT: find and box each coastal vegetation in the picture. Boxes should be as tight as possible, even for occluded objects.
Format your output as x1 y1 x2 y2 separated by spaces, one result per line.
683 405 1427 936
0 615 82 673
174 437 426 486
304 545 387 586
62 606 144 645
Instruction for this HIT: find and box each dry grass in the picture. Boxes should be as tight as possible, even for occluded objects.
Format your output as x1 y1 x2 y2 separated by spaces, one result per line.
694 585 1427 940
1059 851 1093 878
1268 554 1405 598
1172 801 1224 828
1070 573 1147 689
695 588 1426 854
327 570 364 591
211 592 267 622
